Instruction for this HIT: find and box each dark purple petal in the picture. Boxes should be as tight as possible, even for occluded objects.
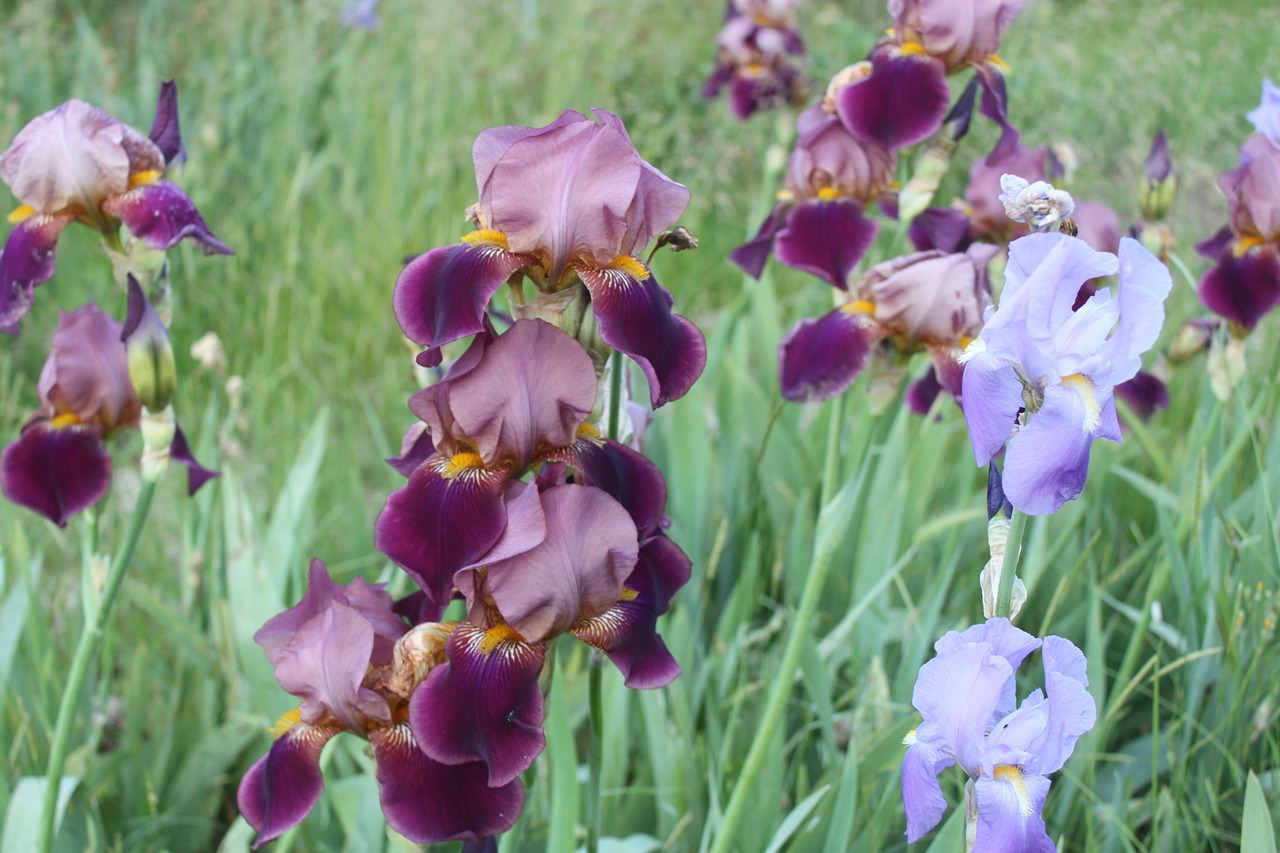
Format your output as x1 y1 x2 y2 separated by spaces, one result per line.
0 211 74 328
393 590 447 626
387 422 436 478
729 204 787 279
555 435 667 537
375 455 510 607
100 178 232 255
835 49 949 150
1195 226 1233 261
777 307 879 402
1144 130 1171 183
392 240 533 350
1 420 110 526
578 262 706 408
905 364 943 414
369 723 524 842
170 424 219 495
908 207 972 253
974 63 1020 162
1197 246 1280 330
774 199 878 289
411 621 547 787
238 721 342 849
148 81 186 167
1114 370 1168 423
571 534 690 689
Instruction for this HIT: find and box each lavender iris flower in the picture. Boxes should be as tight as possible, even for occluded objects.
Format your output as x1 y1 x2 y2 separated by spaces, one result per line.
392 110 704 407
902 618 1096 850
0 83 232 329
237 560 524 846
961 233 1171 514
1246 78 1280 143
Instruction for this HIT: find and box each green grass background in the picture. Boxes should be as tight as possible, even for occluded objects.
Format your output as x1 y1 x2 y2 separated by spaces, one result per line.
1 0 1278 849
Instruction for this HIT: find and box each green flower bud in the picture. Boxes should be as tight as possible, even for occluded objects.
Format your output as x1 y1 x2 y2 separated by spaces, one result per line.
122 275 177 411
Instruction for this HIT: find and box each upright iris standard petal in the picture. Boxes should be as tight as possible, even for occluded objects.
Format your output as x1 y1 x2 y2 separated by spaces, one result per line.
835 49 950 150
101 178 233 255
237 721 343 849
393 239 535 350
773 199 878 289
0 211 74 328
777 306 880 402
578 262 706 408
1 421 111 527
369 724 524 843
147 81 186 167
411 621 548 787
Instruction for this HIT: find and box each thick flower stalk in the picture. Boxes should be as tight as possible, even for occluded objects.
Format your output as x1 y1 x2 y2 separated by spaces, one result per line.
960 232 1171 514
0 83 232 331
1196 80 1280 331
702 0 808 120
0 301 215 525
237 560 524 846
902 618 1096 850
392 109 705 407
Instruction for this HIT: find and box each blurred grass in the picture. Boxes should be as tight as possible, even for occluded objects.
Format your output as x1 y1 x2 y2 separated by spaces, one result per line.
1 0 1279 849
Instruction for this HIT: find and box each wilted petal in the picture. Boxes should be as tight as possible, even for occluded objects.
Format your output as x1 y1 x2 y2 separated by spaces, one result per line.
101 178 233 255
375 454 509 607
1197 246 1280 330
0 211 74 328
578 262 706 408
972 771 1053 853
170 424 219 495
1 421 110 526
393 240 534 350
774 199 878 289
730 204 787 279
1002 382 1095 515
835 49 949 150
369 723 524 842
411 621 547 786
237 721 342 849
778 307 879 402
148 81 186 167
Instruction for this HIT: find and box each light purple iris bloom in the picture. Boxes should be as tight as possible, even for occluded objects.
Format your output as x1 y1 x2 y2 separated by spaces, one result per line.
393 110 704 407
0 83 232 330
902 618 1096 850
1247 78 1280 143
961 232 1170 514
237 560 524 846
1 300 215 525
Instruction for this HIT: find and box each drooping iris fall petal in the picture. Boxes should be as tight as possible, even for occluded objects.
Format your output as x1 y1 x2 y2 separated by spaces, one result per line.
237 721 343 849
835 49 950 150
0 421 111 527
778 307 881 402
101 178 232 254
773 199 878 289
0 211 74 328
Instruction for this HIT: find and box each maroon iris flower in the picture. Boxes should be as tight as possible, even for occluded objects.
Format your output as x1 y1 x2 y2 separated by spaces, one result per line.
376 320 690 786
0 302 215 525
0 83 232 330
392 110 704 407
702 0 808 120
733 103 895 287
237 560 524 846
834 0 1023 155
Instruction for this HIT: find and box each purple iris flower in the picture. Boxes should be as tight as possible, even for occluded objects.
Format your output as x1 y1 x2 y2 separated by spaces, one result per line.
1 302 215 525
902 618 1096 850
392 110 704 407
732 103 895 288
702 0 807 120
1246 78 1280 143
0 83 232 329
961 232 1171 514
237 559 524 846
835 0 1022 155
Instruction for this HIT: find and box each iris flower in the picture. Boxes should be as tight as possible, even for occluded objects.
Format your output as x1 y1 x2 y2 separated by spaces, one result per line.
237 560 523 846
0 83 231 330
702 0 807 120
961 232 1171 514
392 109 704 407
902 618 1096 850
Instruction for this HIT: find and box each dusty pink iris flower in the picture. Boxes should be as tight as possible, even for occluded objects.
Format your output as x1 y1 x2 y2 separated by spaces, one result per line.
393 109 705 407
702 0 808 120
0 83 231 330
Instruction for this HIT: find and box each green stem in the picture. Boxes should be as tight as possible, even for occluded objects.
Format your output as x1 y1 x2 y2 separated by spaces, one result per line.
994 509 1027 619
585 661 604 853
39 481 157 853
710 394 846 853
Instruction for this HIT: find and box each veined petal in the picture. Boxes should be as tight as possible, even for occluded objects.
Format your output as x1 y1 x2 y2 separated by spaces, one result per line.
1 419 110 526
375 454 509 607
410 621 547 787
777 306 880 402
960 348 1023 465
570 533 691 689
237 721 342 849
972 771 1054 853
773 199 878 289
1002 381 1095 515
578 261 706 408
101 178 233 254
592 109 690 255
1197 246 1280 331
552 434 668 538
0 210 74 328
369 723 524 842
902 736 953 842
835 48 949 150
392 241 533 350
911 640 1013 773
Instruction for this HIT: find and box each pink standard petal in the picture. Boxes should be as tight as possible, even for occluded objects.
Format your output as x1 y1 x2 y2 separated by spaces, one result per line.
237 722 342 849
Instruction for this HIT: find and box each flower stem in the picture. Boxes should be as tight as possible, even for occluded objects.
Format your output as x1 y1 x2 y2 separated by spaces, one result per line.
710 394 846 853
994 508 1027 619
39 480 157 853
585 659 604 853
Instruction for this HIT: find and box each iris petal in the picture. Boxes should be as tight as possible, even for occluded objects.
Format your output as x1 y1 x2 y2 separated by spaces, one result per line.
237 721 342 849
778 307 880 402
0 211 74 328
101 179 232 255
773 199 878 289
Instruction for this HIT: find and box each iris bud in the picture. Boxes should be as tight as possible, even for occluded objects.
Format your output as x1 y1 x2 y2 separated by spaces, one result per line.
121 275 177 411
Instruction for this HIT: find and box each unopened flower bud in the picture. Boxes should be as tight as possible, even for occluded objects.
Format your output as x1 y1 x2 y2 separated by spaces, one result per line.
1167 316 1220 366
121 276 177 411
654 225 699 253
1139 131 1176 221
